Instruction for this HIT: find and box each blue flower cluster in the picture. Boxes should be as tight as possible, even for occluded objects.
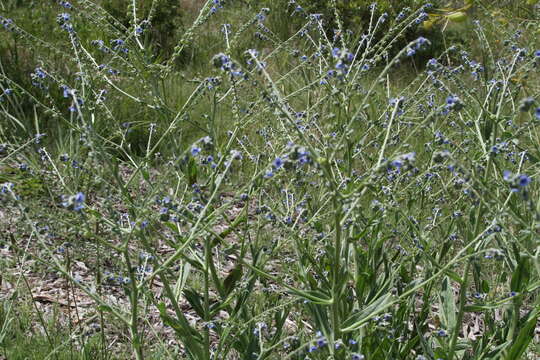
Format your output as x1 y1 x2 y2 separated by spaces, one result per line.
61 192 86 211
503 170 531 193
56 12 74 33
31 67 48 90
58 1 72 9
0 16 15 31
210 0 224 14
406 36 430 57
0 88 13 102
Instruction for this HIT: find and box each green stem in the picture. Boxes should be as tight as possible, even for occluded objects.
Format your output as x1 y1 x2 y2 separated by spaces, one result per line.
331 193 343 347
448 262 470 360
124 250 144 360
204 236 211 360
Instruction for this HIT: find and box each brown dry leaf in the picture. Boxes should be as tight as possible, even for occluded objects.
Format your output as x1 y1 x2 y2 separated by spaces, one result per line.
33 293 94 308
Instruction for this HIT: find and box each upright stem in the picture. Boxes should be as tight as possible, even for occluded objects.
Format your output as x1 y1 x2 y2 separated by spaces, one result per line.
124 250 144 360
204 237 211 360
448 262 469 360
331 188 343 347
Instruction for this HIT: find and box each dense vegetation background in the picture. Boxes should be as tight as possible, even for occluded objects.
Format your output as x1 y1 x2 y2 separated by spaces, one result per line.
0 0 539 359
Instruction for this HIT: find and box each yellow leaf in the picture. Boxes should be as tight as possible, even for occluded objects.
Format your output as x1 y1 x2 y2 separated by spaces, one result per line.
423 19 436 31
447 11 468 23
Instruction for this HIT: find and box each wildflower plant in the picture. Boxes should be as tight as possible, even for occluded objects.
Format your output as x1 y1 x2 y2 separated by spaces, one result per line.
0 1 539 360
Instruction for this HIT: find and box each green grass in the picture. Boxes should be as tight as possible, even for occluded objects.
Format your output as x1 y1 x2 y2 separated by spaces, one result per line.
0 0 539 359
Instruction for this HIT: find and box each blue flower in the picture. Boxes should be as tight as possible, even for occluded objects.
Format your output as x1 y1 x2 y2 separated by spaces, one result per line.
221 23 231 34
446 95 457 105
111 39 124 46
519 97 535 112
436 329 448 337
427 58 438 67
59 1 73 9
316 337 326 346
57 13 70 23
518 174 531 187
62 192 85 211
60 85 72 98
1 18 14 30
34 68 47 79
315 331 327 347
535 107 540 120
352 354 365 360
61 22 75 33
230 150 243 160
335 60 347 69
389 96 404 108
415 36 429 49
273 157 284 169
0 182 14 194
445 95 464 111
74 192 85 202
92 39 104 48
191 146 201 156
415 13 428 24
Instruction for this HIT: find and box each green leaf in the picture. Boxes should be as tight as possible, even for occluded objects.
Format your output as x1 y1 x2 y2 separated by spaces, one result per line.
305 302 331 337
481 279 490 294
504 308 539 359
243 261 332 304
341 293 394 332
223 264 243 296
163 222 179 234
510 257 530 292
439 277 457 330
156 302 204 359
97 305 113 313
141 167 150 182
183 288 205 318
415 318 436 358
292 289 333 305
